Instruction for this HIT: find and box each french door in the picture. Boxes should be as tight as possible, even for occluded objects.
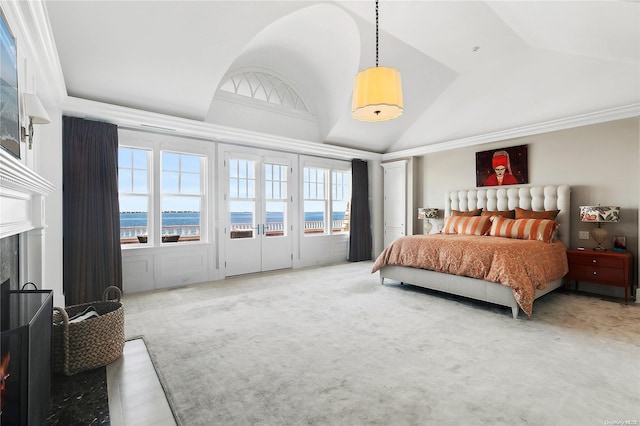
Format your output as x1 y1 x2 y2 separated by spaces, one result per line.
223 149 294 276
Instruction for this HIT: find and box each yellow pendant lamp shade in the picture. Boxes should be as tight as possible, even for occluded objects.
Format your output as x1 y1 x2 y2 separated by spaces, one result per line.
352 66 403 122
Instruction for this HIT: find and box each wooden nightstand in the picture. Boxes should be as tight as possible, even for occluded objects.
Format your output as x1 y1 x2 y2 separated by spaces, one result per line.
565 249 633 302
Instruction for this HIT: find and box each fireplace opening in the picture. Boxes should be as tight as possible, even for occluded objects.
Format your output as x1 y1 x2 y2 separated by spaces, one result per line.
0 235 19 290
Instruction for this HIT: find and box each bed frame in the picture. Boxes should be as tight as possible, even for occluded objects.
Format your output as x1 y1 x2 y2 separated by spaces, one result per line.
379 185 571 319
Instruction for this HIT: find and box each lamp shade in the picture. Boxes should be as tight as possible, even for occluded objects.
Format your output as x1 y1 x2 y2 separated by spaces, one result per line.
418 208 438 219
352 66 403 122
579 206 620 223
23 93 50 124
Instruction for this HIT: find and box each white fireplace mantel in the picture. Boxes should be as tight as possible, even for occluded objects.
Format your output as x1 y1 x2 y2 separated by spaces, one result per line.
0 149 55 239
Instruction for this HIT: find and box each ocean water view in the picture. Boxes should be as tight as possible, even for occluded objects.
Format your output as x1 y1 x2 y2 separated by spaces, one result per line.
120 211 345 227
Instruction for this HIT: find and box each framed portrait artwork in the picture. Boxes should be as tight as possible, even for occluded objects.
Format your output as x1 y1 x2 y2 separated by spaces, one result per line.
1 10 21 159
476 144 528 187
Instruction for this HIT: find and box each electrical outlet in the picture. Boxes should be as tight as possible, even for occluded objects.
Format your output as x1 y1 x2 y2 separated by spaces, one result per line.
578 231 590 240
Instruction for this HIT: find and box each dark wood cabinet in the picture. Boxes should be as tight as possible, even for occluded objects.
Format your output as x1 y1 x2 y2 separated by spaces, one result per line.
566 249 633 302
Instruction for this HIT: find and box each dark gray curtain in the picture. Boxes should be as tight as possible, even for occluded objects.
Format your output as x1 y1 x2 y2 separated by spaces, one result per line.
63 116 122 305
348 159 372 261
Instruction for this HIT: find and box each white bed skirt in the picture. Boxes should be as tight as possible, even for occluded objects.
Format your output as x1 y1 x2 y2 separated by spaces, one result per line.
379 265 564 319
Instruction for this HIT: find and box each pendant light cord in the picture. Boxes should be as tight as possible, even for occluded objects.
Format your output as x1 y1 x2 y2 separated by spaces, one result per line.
375 0 379 67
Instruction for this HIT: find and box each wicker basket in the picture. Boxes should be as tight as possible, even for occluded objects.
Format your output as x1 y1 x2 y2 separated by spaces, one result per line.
52 286 125 376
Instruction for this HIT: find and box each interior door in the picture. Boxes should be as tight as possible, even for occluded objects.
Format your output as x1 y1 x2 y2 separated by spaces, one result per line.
224 151 293 276
382 161 406 247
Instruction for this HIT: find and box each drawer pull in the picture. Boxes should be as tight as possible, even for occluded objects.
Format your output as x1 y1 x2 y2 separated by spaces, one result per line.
592 259 597 264
593 271 597 275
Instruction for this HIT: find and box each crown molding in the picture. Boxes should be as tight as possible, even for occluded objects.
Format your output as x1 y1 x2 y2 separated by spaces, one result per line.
62 96 382 162
382 103 640 161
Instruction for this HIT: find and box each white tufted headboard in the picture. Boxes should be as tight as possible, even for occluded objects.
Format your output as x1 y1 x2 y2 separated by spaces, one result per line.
444 185 571 247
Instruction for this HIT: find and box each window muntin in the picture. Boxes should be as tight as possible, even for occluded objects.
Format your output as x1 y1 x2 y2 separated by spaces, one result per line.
219 70 309 113
119 147 150 244
161 152 204 243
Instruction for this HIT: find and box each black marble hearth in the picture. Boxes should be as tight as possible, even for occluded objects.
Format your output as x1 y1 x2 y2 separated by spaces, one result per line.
46 367 109 425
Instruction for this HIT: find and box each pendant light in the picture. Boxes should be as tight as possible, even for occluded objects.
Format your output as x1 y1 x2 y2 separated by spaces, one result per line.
352 0 403 122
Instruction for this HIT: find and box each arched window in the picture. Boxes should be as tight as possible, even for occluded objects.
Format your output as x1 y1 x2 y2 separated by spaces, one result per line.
218 70 309 113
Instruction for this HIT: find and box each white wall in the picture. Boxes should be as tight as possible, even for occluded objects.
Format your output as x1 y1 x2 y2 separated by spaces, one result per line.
418 117 640 298
37 110 64 307
369 159 384 257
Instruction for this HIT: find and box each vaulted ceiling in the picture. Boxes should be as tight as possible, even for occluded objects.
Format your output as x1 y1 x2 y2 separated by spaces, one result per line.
44 1 640 154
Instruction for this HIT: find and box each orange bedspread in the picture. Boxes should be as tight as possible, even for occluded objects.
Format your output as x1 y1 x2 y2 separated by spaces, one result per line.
372 234 568 315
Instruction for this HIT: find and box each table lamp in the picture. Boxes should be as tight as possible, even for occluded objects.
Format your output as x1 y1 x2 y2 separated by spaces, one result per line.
579 206 620 251
418 208 439 234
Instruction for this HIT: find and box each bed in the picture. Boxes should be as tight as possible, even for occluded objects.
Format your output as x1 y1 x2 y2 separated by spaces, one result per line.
373 185 571 319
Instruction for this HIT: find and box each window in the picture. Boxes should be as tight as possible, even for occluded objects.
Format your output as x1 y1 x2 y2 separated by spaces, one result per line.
219 70 309 113
303 166 351 235
331 170 351 233
265 163 288 237
119 147 150 244
303 167 327 234
118 144 206 246
161 152 204 243
228 158 256 239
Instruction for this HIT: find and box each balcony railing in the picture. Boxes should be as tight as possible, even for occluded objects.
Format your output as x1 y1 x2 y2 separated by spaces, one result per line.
230 220 346 237
121 220 347 244
120 225 201 244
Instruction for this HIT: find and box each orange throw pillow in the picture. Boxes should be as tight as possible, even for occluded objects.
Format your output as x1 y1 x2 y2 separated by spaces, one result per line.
481 210 516 219
442 216 492 236
515 207 560 220
451 208 482 217
489 217 558 243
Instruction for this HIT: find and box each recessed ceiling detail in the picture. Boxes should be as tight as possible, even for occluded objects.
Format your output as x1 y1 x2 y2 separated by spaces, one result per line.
219 70 310 114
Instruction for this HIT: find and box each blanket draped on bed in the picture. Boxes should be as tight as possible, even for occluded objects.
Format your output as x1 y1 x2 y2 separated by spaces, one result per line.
372 234 568 315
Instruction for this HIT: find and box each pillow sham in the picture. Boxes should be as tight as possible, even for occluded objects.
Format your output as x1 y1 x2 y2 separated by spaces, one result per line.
442 215 492 236
480 210 515 219
451 208 482 217
514 207 560 220
489 217 559 243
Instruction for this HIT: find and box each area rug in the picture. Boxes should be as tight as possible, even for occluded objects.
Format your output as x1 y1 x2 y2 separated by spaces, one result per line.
123 261 640 425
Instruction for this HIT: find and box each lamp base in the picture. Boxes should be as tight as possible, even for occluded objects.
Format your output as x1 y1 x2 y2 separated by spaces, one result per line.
590 226 608 252
423 220 432 235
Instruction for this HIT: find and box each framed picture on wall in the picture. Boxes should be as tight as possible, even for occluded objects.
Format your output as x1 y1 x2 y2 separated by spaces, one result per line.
475 144 528 187
613 236 626 253
0 10 21 159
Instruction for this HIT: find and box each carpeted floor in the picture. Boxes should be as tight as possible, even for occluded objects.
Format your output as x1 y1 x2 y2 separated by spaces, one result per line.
123 261 640 426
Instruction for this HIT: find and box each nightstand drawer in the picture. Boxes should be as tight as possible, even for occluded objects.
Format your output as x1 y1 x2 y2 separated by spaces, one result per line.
566 254 624 269
568 265 625 285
